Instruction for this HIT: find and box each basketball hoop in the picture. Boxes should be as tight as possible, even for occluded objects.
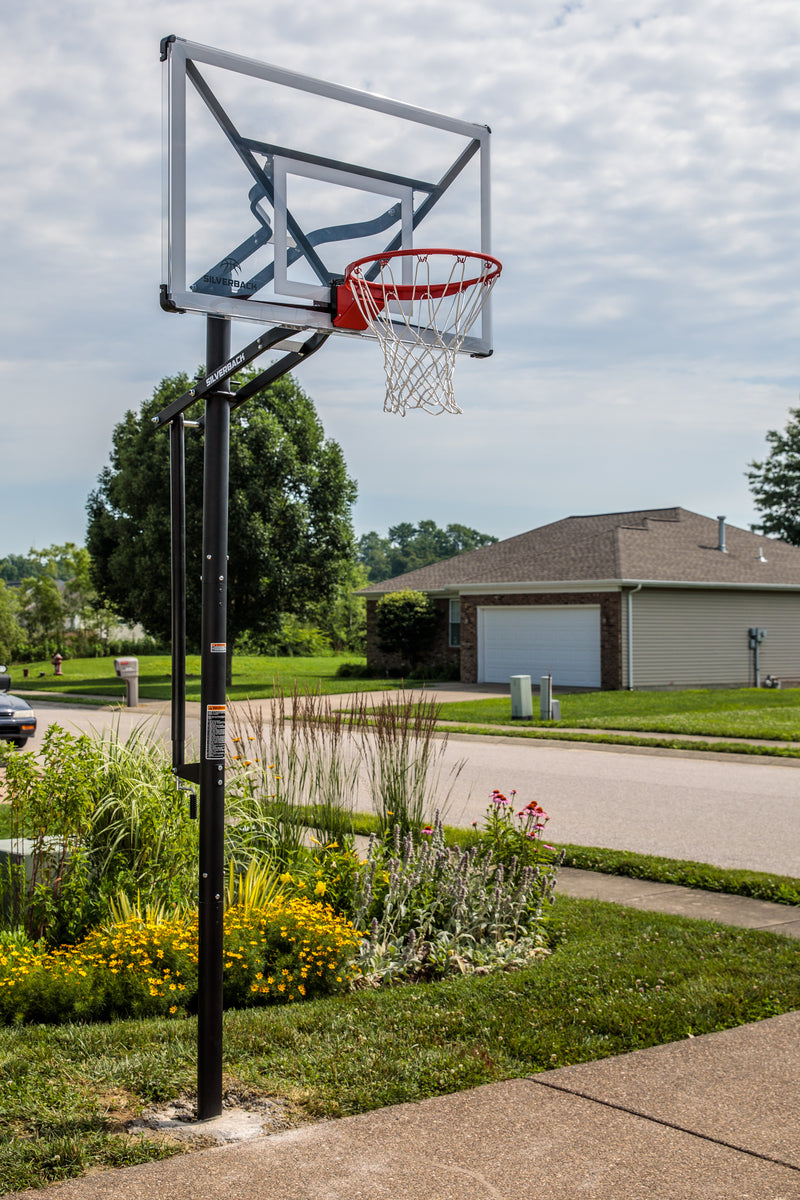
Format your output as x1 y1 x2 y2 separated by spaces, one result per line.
333 249 502 416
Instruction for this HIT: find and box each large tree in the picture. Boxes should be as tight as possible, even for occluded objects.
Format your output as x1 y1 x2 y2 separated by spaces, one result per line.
358 519 497 582
747 407 800 544
86 370 357 659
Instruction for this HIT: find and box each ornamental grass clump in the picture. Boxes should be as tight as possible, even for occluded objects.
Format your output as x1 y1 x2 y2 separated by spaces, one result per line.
226 691 361 867
226 687 464 856
355 692 465 836
0 896 362 1025
351 805 562 986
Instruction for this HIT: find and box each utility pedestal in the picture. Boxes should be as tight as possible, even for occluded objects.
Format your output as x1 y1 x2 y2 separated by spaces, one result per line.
510 675 533 719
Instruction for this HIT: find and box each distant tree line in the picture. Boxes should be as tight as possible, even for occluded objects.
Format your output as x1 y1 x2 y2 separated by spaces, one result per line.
357 520 497 583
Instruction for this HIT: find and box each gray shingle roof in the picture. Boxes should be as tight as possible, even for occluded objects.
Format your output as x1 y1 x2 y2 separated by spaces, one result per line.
360 508 800 594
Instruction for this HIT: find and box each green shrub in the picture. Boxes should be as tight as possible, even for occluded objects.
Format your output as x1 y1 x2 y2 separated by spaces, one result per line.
375 590 439 670
0 722 198 945
237 616 332 657
1 726 103 943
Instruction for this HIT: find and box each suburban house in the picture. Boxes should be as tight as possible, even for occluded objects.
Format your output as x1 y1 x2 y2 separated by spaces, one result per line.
360 507 800 689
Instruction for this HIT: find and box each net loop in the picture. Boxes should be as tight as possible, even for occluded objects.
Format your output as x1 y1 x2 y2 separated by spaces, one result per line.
342 249 501 416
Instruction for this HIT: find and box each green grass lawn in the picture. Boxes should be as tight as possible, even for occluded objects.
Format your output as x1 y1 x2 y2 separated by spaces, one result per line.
2 894 800 1193
437 687 800 741
8 654 392 703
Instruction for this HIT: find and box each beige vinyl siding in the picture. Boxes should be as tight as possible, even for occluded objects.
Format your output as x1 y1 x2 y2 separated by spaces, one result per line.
628 588 800 688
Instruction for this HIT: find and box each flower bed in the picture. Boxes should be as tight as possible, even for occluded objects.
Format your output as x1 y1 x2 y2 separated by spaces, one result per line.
0 897 362 1025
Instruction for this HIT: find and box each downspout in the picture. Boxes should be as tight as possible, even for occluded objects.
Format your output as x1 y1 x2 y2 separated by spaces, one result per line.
627 584 643 690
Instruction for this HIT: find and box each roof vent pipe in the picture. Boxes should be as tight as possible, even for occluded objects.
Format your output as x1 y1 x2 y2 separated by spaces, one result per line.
717 516 727 553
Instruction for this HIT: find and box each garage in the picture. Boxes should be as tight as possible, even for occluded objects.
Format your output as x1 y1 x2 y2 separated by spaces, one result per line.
477 605 602 687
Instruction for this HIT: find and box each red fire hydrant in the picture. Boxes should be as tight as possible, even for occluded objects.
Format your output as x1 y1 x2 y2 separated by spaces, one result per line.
52 653 63 676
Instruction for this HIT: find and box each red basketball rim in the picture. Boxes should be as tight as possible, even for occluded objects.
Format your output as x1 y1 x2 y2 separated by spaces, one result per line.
343 248 502 302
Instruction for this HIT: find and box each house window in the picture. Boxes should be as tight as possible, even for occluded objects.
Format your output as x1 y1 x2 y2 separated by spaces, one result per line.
449 599 461 647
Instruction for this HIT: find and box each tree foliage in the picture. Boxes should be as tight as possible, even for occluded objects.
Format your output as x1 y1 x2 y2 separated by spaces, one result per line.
747 408 800 544
375 589 439 669
0 580 25 663
0 554 48 583
358 519 497 582
6 543 111 660
86 370 358 655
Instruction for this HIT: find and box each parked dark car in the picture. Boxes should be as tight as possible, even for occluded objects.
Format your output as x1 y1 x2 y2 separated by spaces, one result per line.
0 671 36 747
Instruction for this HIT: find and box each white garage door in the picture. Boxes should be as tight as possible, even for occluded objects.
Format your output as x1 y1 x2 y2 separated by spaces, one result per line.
478 606 602 687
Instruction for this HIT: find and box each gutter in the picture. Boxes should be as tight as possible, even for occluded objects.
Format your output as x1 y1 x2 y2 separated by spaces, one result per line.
626 584 643 690
358 578 800 597
358 578 800 599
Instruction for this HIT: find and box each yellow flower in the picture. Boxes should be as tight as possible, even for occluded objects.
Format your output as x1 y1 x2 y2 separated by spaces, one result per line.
314 881 326 896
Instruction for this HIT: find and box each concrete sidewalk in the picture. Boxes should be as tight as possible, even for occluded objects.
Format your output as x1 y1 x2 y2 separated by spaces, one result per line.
12 1014 800 1199
11 871 800 1199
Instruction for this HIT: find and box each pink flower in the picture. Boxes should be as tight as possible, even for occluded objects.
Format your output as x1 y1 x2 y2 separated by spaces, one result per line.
421 825 433 836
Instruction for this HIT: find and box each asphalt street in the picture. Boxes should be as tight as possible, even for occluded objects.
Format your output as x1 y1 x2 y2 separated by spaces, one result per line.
15 697 800 878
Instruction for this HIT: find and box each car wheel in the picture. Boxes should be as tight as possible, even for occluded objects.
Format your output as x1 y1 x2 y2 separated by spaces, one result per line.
13 738 28 748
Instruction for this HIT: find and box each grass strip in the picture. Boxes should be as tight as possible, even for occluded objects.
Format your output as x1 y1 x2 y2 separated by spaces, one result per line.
436 688 800 740
2 895 800 1193
557 844 800 906
438 721 800 758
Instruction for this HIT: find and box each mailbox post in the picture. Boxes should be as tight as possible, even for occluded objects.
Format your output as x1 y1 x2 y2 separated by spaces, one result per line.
114 657 139 707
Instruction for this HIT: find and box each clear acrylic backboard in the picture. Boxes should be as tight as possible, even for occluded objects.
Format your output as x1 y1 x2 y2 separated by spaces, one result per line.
161 36 494 356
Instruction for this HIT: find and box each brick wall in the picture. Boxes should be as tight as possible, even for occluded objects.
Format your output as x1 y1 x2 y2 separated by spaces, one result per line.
458 592 622 689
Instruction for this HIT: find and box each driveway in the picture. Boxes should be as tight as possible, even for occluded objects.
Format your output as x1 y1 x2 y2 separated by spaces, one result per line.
14 695 800 878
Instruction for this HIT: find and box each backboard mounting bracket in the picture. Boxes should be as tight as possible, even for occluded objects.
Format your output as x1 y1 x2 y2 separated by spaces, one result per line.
152 324 328 428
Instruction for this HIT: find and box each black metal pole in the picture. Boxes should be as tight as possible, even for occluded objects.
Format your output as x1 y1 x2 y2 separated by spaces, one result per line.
197 315 231 1120
169 414 186 771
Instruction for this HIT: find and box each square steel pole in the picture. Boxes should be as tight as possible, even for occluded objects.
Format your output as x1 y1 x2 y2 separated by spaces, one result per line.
197 315 231 1119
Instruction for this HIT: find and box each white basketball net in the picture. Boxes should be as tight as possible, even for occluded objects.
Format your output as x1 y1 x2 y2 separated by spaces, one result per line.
345 252 499 416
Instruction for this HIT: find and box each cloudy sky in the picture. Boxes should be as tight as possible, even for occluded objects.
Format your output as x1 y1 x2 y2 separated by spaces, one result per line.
2 0 798 556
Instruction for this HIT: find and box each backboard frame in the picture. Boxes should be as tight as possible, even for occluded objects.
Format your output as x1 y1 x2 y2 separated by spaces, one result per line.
161 36 494 355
